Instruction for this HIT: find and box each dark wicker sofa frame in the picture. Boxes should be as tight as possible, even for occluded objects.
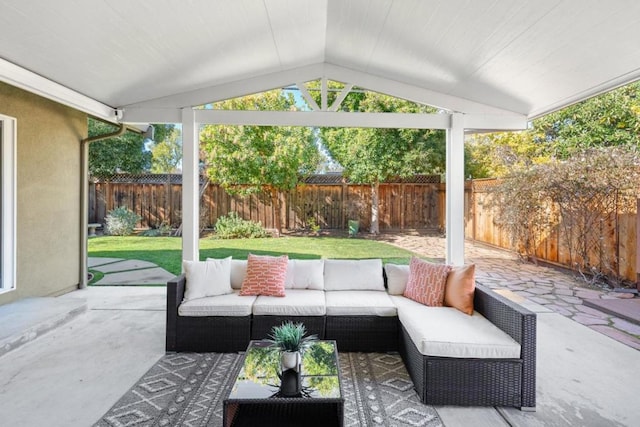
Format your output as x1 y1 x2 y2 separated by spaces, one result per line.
398 284 536 410
166 275 536 410
166 275 251 352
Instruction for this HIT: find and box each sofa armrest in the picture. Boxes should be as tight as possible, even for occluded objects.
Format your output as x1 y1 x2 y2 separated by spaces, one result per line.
474 283 535 344
474 283 537 409
166 274 186 351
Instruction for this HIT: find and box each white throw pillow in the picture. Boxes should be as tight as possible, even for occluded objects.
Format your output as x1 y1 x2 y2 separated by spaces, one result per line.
323 259 384 291
285 259 325 290
183 258 232 301
384 263 410 295
229 259 248 289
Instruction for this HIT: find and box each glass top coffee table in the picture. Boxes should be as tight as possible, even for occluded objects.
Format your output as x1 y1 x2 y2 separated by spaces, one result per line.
223 340 343 427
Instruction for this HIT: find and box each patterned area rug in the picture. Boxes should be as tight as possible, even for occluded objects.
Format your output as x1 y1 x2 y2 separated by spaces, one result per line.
94 352 442 427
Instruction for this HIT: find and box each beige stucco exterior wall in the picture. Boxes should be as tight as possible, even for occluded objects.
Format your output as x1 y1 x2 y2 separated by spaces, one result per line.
0 82 87 305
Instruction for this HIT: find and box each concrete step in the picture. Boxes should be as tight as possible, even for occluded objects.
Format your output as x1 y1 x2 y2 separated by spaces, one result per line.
583 298 640 326
0 296 87 358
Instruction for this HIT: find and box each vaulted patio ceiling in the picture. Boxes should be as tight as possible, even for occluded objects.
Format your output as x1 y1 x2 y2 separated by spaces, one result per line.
2 0 640 125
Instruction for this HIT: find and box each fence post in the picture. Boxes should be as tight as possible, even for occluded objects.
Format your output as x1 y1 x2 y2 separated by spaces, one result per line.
471 180 476 241
165 174 171 226
342 181 347 230
400 183 405 230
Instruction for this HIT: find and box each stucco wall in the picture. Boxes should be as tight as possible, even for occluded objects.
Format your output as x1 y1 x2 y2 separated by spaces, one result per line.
0 82 87 305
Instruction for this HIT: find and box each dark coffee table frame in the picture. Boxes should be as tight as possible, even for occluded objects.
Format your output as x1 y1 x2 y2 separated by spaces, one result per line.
223 340 344 427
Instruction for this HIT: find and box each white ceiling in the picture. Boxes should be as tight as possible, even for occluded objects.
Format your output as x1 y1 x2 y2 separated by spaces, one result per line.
2 0 640 122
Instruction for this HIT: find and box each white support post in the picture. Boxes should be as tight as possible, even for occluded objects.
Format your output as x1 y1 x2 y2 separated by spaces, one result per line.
446 113 465 266
182 108 200 263
321 78 328 111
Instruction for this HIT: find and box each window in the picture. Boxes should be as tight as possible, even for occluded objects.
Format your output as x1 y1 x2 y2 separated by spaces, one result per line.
1 115 16 293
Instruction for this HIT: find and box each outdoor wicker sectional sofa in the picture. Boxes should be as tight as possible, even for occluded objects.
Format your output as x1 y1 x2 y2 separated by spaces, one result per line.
165 257 536 410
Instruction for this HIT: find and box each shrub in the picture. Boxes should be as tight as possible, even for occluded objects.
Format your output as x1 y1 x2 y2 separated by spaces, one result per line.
307 217 321 235
490 146 640 285
488 168 555 262
105 206 141 236
214 212 270 239
139 221 173 237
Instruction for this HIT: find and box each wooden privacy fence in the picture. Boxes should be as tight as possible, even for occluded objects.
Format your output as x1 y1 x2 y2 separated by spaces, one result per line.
466 178 638 284
89 174 638 282
89 174 444 232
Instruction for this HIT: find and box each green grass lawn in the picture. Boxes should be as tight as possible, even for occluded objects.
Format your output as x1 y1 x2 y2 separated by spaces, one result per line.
88 235 418 276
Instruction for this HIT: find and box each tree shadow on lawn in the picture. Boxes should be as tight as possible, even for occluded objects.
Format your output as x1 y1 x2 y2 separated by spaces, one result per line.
90 246 414 277
201 248 319 260
202 248 412 266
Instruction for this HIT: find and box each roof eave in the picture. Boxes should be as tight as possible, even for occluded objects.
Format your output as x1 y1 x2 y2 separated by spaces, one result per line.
0 58 118 122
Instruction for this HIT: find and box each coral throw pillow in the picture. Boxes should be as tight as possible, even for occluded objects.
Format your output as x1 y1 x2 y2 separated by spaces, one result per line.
444 264 476 315
239 254 288 297
403 257 452 306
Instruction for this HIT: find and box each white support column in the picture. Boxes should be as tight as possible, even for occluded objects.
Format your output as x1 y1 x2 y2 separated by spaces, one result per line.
182 108 200 263
446 113 465 266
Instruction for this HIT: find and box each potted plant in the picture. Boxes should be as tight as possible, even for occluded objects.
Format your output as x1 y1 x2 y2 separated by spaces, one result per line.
347 195 367 237
268 321 317 371
346 197 365 237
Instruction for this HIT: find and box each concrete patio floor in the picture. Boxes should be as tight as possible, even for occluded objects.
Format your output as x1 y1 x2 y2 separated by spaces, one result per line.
0 237 639 426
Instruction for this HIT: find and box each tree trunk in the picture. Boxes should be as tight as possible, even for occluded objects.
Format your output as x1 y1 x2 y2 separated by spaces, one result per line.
270 186 283 234
370 182 380 234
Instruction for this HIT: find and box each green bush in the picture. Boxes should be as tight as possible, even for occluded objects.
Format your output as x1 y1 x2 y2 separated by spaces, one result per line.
139 221 173 237
105 206 141 236
214 212 270 239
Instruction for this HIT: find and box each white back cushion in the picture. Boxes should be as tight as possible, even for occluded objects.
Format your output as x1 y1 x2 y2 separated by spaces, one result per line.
285 259 325 290
229 259 248 289
183 258 232 301
324 259 384 291
384 263 410 295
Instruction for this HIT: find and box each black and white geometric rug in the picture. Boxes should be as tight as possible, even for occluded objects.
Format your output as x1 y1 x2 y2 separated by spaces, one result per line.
94 352 442 427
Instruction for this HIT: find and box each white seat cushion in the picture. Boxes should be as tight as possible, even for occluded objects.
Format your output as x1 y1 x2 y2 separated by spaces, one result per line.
253 289 326 316
325 291 397 316
390 295 521 359
178 291 256 317
324 259 385 291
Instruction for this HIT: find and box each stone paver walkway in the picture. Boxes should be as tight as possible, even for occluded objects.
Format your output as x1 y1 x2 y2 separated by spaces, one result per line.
88 257 175 286
375 231 640 350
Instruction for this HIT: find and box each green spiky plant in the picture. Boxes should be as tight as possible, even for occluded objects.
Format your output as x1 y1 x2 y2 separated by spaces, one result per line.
268 321 317 352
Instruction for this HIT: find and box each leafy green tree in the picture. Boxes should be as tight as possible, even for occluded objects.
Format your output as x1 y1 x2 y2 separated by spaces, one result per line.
200 90 319 232
467 82 640 178
466 131 551 178
88 118 151 179
534 82 640 157
149 125 182 173
318 90 445 233
150 123 176 147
